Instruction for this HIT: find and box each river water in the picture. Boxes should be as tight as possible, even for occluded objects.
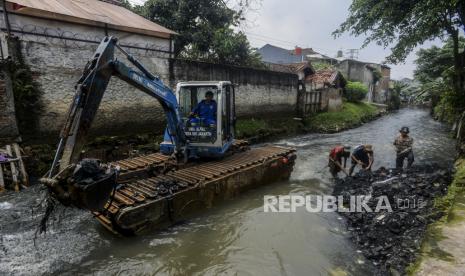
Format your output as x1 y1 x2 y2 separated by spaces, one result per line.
0 108 456 276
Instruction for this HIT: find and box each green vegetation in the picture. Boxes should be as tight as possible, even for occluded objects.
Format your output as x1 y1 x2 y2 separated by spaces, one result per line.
235 117 303 143
336 0 465 134
344 81 368 102
1 38 43 137
304 102 379 133
235 102 381 140
388 81 403 111
334 1 465 90
311 62 334 71
414 38 465 123
132 0 263 67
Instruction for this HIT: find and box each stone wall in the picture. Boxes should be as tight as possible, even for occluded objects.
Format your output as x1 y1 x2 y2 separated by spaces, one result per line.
0 61 19 142
1 14 298 142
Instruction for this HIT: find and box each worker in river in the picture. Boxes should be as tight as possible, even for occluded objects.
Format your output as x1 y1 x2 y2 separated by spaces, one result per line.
328 145 351 178
394 126 414 169
190 91 217 127
349 144 374 176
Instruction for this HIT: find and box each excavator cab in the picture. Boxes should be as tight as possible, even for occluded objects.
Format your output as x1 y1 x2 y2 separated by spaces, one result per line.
160 81 236 158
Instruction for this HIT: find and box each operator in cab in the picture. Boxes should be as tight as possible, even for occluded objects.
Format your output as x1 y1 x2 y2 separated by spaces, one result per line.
189 91 217 127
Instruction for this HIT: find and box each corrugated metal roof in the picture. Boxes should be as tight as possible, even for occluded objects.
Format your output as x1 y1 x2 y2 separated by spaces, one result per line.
6 0 177 38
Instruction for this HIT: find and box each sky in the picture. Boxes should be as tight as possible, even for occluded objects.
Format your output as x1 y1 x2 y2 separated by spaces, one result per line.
128 0 444 80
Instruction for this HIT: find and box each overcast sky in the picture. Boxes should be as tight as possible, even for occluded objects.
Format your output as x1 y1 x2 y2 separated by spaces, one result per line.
129 0 443 79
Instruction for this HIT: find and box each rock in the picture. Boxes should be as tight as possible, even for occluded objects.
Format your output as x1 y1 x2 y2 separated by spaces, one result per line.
333 165 452 275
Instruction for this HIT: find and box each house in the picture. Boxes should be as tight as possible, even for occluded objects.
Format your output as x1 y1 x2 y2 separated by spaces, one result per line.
258 44 306 64
336 59 391 104
0 0 177 139
258 44 337 65
305 69 346 112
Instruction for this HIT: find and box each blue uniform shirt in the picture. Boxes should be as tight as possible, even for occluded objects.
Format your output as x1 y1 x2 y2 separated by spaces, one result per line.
192 100 217 121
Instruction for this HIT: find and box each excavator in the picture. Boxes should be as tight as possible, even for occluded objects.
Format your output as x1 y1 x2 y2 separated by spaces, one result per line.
41 37 296 235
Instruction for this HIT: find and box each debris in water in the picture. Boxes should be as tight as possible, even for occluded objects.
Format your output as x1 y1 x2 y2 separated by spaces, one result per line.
0 202 13 209
333 164 452 275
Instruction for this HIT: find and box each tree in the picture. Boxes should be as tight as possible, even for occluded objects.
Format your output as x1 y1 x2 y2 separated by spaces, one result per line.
334 0 465 100
388 81 404 110
344 81 368 102
414 37 465 83
135 0 262 67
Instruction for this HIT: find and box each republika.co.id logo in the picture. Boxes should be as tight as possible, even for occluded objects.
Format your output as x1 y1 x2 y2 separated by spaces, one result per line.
263 195 423 213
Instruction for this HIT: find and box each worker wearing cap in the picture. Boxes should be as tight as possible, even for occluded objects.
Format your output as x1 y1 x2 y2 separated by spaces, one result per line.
190 91 217 127
328 145 351 177
394 126 414 169
349 144 374 176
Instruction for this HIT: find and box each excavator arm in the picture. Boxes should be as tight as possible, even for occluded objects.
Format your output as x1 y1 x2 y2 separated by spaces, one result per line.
49 36 186 178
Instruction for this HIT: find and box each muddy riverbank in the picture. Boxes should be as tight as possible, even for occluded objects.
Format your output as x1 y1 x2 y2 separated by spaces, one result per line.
0 108 455 275
333 165 453 275
21 101 382 177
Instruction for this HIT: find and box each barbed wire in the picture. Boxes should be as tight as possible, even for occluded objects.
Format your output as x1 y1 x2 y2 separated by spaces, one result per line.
3 23 172 58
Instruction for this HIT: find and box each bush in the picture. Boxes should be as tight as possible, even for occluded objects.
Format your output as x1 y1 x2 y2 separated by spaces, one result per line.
344 81 368 102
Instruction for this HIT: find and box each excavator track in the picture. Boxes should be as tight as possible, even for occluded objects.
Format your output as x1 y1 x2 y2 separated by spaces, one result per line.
93 143 296 235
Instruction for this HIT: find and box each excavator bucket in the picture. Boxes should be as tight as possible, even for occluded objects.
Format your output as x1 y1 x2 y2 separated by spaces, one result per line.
42 37 118 211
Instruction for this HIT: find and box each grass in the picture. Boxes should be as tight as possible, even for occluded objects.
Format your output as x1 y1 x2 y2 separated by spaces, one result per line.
304 101 380 133
235 116 303 142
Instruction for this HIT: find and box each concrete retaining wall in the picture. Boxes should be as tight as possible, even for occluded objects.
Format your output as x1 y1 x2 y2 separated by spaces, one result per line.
169 59 298 118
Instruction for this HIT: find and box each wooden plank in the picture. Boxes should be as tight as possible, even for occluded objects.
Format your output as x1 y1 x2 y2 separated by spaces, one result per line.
6 145 19 192
13 143 29 187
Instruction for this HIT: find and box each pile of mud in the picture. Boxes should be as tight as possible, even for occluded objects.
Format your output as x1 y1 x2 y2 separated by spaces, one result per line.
333 165 452 275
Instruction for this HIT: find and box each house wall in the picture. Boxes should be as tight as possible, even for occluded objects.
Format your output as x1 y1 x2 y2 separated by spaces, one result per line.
305 81 343 113
325 88 343 112
337 60 377 103
0 13 298 141
374 66 391 103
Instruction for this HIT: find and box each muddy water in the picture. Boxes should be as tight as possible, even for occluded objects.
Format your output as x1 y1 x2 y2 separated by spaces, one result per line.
0 108 456 276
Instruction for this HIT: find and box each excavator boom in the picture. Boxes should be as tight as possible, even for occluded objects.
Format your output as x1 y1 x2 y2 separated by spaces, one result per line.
49 37 185 177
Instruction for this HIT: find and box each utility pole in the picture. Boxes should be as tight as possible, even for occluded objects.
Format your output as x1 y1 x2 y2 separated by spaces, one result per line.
346 49 359 60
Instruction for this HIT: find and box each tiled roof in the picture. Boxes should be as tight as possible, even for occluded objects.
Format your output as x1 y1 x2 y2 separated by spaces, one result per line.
305 69 345 85
282 62 312 73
